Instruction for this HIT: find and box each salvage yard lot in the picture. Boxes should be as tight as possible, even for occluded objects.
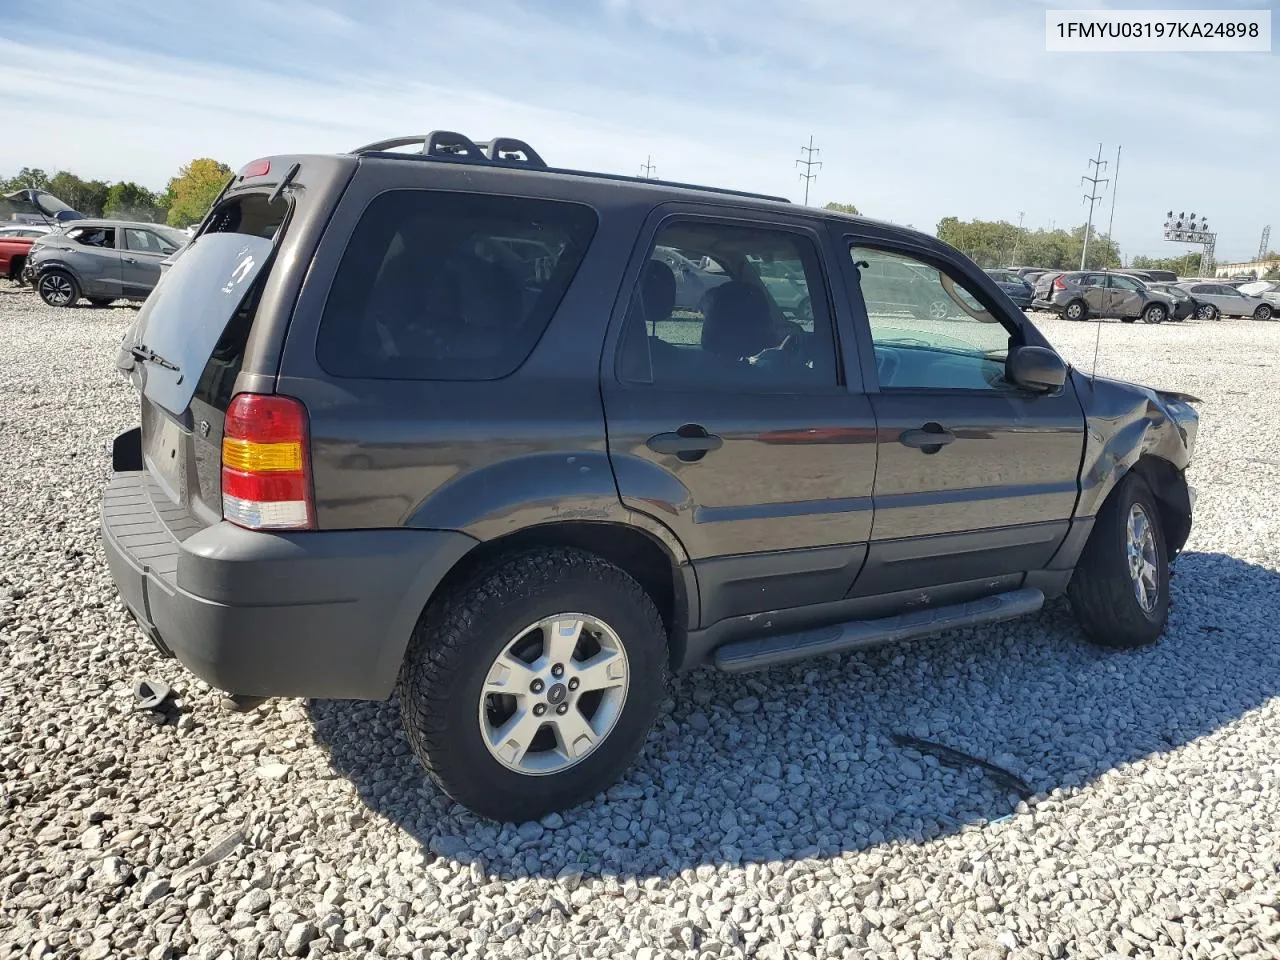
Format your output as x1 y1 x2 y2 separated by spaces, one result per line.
2 286 1280 960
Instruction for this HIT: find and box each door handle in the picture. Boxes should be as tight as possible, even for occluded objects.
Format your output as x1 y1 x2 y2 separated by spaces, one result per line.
123 257 137 264
646 425 723 462
899 423 955 451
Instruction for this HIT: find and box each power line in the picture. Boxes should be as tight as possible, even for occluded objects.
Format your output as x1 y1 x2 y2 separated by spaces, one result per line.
1079 142 1109 270
638 155 657 179
795 135 821 206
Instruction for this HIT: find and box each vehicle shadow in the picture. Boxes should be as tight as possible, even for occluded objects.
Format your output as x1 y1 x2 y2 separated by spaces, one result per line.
305 550 1280 879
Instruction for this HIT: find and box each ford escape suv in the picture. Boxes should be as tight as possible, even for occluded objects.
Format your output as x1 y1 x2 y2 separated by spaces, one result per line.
102 132 1199 822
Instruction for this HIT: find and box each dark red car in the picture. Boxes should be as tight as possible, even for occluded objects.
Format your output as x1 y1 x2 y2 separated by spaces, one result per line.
0 226 47 282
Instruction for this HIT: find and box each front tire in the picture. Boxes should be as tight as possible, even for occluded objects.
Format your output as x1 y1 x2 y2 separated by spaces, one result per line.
1067 473 1169 648
398 548 667 821
1142 303 1167 324
37 269 79 307
1254 304 1273 322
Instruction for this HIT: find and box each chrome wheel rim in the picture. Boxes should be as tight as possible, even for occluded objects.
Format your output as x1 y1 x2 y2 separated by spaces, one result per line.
1147 306 1165 323
1126 503 1159 614
478 613 629 776
39 274 72 305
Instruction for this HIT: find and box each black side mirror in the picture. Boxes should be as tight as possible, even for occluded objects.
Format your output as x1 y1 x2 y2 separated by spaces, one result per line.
1007 345 1066 392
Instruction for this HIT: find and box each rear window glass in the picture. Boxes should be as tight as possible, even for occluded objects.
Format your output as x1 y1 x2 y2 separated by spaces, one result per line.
316 191 597 381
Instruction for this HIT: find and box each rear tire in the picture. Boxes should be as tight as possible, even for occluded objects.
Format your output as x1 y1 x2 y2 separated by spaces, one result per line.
398 547 667 822
1067 473 1169 649
1254 304 1273 322
37 269 79 307
1142 303 1167 324
1196 304 1218 322
1063 299 1087 322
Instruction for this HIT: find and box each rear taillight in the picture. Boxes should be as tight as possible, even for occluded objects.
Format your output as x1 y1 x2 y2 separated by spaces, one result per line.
221 394 314 530
1053 276 1066 290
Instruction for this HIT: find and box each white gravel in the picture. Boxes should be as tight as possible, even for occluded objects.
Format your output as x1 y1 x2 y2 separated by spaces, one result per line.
3 285 1280 960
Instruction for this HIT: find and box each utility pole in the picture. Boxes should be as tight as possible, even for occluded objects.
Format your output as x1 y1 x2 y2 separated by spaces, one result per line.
1009 210 1026 267
796 135 821 206
638 155 657 179
1103 144 1121 269
1079 143 1109 270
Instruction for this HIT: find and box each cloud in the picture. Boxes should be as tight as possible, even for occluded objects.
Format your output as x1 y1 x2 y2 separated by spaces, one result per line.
0 0 1275 260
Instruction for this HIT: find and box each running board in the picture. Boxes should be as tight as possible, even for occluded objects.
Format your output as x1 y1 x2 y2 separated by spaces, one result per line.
712 587 1045 673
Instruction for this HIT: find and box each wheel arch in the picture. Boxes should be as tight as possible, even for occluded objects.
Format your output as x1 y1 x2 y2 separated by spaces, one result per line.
1128 455 1192 557
416 520 695 674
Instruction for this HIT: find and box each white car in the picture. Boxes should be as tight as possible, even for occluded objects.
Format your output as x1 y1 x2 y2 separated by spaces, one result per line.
1237 280 1280 312
0 224 52 238
1177 281 1274 321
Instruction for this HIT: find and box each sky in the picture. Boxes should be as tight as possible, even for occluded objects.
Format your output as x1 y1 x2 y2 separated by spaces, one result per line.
0 0 1276 262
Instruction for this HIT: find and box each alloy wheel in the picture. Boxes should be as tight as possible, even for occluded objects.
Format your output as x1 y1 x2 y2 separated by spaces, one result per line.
478 613 629 775
1126 503 1159 614
39 274 73 306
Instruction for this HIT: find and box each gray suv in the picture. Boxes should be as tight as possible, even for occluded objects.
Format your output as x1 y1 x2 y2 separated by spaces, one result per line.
1033 270 1176 324
30 219 187 307
101 133 1199 821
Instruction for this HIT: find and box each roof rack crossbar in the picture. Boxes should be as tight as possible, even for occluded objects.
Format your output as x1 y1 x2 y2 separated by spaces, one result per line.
350 132 787 202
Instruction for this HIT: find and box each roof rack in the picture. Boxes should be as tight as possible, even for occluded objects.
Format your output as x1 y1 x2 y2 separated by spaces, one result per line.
349 131 789 204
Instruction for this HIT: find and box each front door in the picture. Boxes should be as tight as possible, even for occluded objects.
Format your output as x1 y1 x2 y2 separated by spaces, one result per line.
65 225 124 298
839 238 1086 596
120 227 176 296
1107 273 1145 317
1079 272 1111 315
603 209 877 626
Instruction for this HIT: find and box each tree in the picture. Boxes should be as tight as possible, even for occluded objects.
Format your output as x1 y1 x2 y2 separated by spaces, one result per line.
1131 253 1202 276
938 216 1123 270
165 158 232 227
47 171 110 218
0 167 52 192
824 201 860 215
104 182 166 223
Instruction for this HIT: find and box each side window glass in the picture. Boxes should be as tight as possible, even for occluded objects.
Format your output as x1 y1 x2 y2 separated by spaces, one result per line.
617 221 837 390
852 246 1017 392
316 191 597 381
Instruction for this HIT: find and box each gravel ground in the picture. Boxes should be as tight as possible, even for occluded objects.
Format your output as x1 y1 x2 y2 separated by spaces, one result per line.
3 285 1280 960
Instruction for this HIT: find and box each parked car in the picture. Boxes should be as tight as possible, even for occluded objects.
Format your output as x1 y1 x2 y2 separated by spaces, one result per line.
1237 280 1280 312
28 219 187 307
1033 270 1175 323
984 268 1034 310
1145 283 1197 321
1176 281 1273 321
100 132 1199 821
1136 269 1179 283
0 230 41 282
0 188 83 226
0 224 52 238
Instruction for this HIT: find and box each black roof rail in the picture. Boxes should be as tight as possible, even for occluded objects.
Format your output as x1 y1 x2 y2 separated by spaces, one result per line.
349 131 789 203
350 131 548 169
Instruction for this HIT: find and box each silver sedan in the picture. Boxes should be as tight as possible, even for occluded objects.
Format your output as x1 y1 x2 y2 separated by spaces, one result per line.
1177 281 1274 321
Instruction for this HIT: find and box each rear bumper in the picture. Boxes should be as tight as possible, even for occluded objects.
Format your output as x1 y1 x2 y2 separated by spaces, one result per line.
101 470 477 699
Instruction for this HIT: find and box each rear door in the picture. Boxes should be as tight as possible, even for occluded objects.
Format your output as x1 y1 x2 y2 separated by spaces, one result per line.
120 227 178 296
603 205 877 627
834 232 1086 596
1079 273 1110 314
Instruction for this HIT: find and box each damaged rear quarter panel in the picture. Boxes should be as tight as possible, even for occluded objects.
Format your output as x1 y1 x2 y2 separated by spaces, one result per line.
1073 369 1194 519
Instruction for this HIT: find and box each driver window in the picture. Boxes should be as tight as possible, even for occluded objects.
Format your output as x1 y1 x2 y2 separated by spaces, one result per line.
618 221 837 390
851 246 1017 391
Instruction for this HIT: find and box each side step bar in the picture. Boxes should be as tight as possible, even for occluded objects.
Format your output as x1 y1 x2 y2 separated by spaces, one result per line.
712 587 1045 673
